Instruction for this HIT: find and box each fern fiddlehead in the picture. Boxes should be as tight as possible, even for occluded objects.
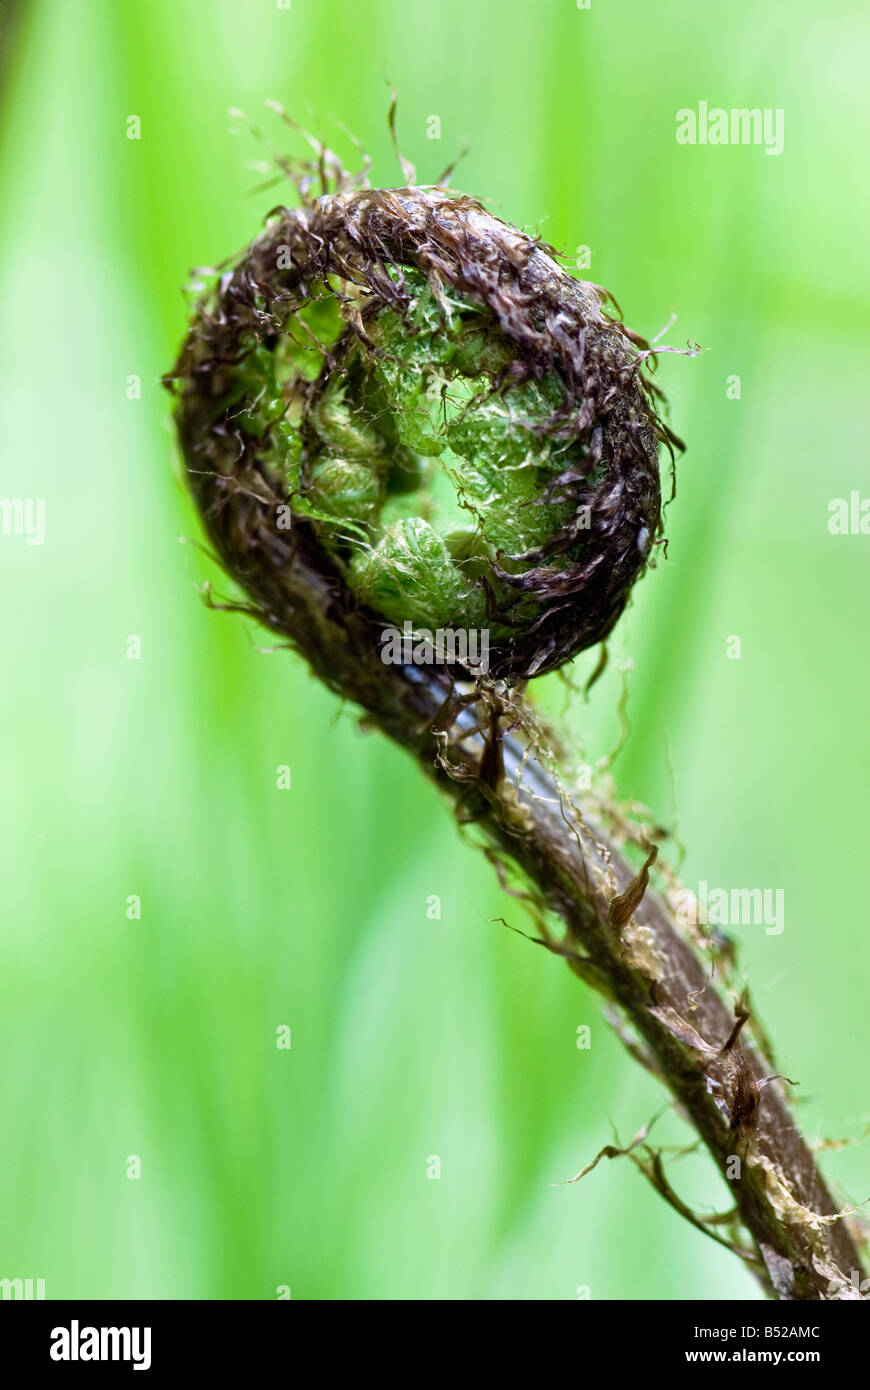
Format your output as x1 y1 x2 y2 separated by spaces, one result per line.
165 133 866 1300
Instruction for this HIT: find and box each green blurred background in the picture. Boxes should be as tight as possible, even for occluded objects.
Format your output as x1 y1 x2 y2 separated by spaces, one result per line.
1 0 868 1300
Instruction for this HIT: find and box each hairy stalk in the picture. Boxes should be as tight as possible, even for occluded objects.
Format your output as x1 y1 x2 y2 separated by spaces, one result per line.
165 128 866 1299
175 510 867 1300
